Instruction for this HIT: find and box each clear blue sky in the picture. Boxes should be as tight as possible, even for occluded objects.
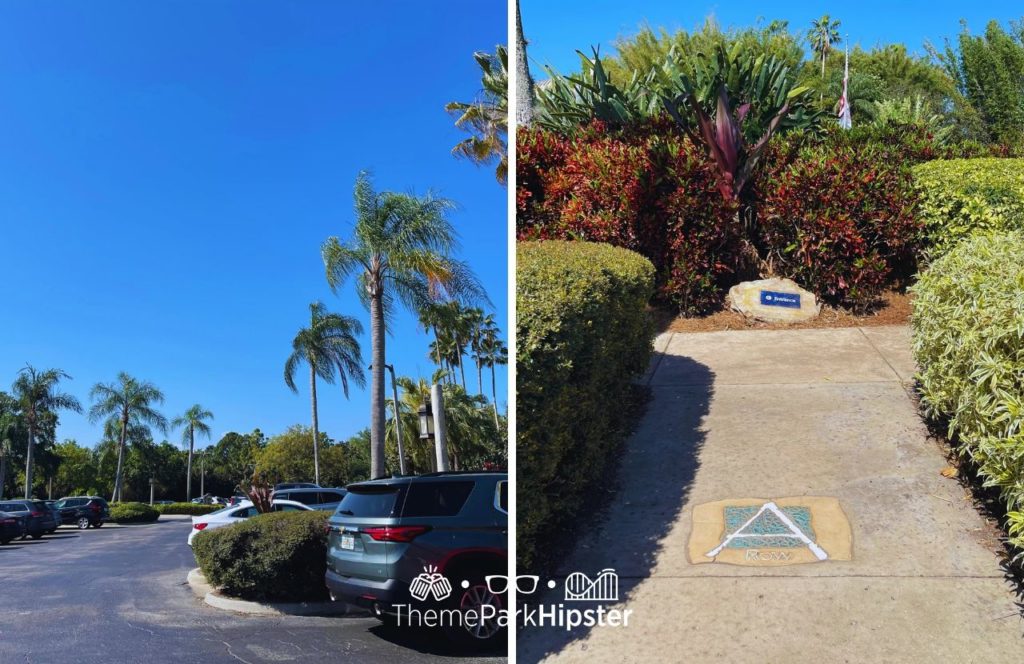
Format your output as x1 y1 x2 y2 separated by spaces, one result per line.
0 2 508 450
520 0 1022 76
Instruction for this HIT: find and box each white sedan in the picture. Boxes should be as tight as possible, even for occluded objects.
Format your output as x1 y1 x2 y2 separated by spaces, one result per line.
187 499 312 546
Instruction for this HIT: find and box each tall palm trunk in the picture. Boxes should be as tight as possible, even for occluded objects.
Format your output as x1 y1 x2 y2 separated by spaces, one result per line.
23 423 35 499
457 342 467 388
369 291 386 479
310 363 321 485
515 0 536 126
477 360 484 396
112 411 129 502
0 450 7 499
186 426 194 500
490 365 499 430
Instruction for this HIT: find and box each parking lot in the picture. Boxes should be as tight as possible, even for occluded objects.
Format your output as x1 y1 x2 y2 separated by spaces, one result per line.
0 518 504 664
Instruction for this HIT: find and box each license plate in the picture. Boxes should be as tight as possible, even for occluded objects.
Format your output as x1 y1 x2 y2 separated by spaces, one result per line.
341 533 355 550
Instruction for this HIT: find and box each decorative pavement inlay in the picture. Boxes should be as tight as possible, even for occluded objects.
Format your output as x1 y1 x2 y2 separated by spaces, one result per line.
688 497 852 566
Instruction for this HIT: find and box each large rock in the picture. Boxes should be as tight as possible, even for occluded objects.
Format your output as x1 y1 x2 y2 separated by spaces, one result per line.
728 277 820 323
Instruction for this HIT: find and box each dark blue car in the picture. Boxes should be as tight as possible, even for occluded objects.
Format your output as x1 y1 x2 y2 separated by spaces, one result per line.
0 500 57 539
0 509 29 543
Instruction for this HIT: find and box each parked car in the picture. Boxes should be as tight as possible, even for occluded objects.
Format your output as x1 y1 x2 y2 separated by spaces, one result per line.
271 487 347 511
0 500 58 539
53 496 110 529
42 500 62 531
186 499 313 546
325 471 508 647
273 482 319 491
0 510 27 544
154 500 175 506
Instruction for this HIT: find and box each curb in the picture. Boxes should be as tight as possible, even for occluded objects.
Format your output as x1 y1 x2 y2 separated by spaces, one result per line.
187 568 369 617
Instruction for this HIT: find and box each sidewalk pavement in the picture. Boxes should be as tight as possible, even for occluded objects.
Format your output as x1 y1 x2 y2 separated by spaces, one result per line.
519 326 1024 664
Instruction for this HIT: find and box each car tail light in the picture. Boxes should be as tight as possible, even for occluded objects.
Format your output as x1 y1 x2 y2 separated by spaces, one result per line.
363 526 430 542
89 504 101 512
194 523 208 531
0 518 14 525
30 511 43 517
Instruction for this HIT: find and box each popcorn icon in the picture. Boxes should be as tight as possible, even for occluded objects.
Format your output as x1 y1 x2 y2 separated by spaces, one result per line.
409 565 453 602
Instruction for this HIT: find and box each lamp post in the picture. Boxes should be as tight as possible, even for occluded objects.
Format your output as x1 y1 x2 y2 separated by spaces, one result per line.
199 450 205 497
149 478 155 506
370 363 407 476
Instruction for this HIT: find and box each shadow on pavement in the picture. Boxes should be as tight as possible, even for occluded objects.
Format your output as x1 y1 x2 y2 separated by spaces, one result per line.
367 623 504 658
517 353 714 662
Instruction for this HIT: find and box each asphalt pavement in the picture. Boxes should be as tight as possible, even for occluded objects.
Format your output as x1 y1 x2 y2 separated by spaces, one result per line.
0 518 505 664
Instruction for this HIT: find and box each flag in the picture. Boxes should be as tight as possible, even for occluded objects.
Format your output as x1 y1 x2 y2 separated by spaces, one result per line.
838 42 852 129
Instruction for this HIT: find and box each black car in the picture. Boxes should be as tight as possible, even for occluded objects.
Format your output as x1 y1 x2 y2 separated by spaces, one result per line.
0 500 58 539
53 496 110 529
42 500 62 531
273 482 319 491
0 510 27 544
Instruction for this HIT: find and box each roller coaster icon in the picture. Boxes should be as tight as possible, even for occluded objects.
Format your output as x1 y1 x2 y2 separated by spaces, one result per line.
563 568 619 602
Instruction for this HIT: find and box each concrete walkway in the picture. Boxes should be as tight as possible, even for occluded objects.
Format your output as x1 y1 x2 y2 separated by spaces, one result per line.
519 326 1024 663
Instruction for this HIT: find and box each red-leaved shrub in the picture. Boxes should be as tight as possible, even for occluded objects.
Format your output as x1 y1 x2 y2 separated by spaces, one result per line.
517 121 930 312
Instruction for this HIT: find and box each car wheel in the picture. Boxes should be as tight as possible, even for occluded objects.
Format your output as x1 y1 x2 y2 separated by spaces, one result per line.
30 533 42 539
443 573 506 647
0 538 10 545
77 517 90 529
93 521 103 528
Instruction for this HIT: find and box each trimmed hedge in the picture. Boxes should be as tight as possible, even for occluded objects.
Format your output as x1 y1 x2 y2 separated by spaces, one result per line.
155 502 220 516
911 232 1024 549
109 502 159 523
192 510 329 601
517 241 655 570
914 159 1024 255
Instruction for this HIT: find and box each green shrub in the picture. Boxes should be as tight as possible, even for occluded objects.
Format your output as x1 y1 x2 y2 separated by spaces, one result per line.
192 510 329 602
911 232 1024 550
517 241 655 571
155 502 220 516
109 502 159 523
913 159 1024 255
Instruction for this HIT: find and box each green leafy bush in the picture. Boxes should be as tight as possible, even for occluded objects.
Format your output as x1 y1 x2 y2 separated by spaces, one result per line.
155 502 220 516
911 232 1024 550
109 502 159 523
913 159 1024 255
192 510 329 601
517 241 654 570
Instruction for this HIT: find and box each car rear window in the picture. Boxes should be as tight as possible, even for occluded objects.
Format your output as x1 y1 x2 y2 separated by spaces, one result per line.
0 502 24 512
496 481 508 513
31 501 48 511
400 481 474 518
335 485 404 518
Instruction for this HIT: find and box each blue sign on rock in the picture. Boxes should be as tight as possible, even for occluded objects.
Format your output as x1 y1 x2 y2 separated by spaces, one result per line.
760 290 801 308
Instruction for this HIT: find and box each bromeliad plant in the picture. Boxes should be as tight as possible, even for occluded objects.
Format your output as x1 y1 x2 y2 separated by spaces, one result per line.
659 44 818 274
535 47 661 134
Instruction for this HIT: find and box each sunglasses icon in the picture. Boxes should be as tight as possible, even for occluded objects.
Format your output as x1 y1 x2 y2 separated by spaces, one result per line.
484 575 541 595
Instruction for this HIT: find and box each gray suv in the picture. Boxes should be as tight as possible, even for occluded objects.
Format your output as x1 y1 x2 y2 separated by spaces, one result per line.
325 472 508 647
272 487 346 511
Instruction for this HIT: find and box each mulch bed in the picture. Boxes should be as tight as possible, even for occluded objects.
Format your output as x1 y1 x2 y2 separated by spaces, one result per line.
653 290 913 334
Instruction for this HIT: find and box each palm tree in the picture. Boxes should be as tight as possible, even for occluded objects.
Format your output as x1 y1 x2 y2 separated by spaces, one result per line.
809 15 842 80
322 172 484 479
0 395 20 499
476 321 508 428
284 301 365 485
445 45 508 185
12 366 82 499
88 373 167 502
515 0 536 126
468 309 490 396
171 404 214 501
